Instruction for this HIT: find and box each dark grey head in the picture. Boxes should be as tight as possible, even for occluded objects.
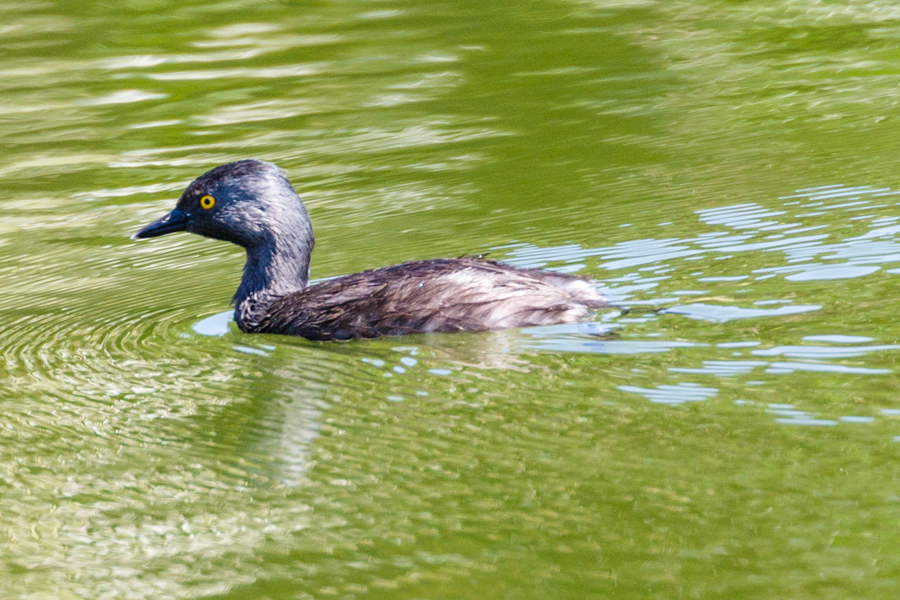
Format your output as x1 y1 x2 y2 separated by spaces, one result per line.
133 159 313 252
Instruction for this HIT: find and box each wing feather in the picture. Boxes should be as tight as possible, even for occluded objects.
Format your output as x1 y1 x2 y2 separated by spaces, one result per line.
257 258 606 340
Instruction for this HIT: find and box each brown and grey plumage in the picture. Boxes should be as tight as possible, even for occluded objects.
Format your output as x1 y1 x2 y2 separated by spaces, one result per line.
133 160 607 341
259 257 605 340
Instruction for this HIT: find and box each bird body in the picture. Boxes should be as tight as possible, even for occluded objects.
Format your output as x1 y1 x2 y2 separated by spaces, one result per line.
134 160 606 341
251 257 604 340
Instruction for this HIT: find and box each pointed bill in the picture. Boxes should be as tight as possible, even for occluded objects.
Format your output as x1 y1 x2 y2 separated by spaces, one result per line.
132 208 190 239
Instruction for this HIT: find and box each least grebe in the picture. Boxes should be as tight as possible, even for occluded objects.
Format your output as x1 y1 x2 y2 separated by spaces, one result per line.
133 160 607 340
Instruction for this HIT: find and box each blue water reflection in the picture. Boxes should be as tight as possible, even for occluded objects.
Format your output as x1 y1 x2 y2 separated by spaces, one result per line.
497 184 900 435
618 383 719 405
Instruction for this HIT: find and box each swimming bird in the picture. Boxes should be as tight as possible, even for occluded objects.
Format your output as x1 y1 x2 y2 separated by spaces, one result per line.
133 160 607 340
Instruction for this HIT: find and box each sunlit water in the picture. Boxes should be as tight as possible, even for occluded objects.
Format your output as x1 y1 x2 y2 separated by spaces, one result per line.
5 1 900 599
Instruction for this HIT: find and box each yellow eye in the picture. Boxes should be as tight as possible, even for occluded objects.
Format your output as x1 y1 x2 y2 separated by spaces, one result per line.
200 195 216 210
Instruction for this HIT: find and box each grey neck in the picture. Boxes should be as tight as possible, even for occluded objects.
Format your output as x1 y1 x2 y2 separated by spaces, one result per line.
233 233 313 331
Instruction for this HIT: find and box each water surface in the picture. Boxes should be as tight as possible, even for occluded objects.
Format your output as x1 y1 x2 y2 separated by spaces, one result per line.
4 1 900 598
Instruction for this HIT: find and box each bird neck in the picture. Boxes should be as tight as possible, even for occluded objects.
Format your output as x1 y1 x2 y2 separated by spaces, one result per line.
233 233 313 331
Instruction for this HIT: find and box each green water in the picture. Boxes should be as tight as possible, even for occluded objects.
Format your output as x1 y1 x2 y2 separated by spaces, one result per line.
5 1 900 598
